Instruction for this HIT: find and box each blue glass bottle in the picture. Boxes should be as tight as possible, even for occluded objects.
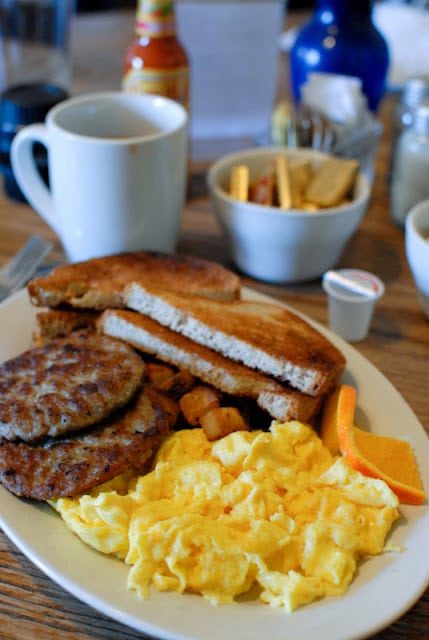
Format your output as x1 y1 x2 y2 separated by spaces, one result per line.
289 0 389 112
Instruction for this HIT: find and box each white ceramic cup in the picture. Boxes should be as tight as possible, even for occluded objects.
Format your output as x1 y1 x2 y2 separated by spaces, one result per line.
11 92 188 262
405 199 429 320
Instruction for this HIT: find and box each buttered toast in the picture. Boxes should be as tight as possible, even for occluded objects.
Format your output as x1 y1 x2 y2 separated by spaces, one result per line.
98 309 323 424
32 309 100 347
125 284 345 396
28 251 241 309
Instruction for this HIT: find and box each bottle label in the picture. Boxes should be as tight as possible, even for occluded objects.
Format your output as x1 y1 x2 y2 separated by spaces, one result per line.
136 0 176 37
122 66 190 110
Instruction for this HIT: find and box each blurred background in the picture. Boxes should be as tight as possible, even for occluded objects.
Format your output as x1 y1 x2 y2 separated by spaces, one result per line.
75 1 429 11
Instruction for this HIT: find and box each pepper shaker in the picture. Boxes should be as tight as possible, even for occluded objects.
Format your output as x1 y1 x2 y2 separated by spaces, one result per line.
389 75 429 183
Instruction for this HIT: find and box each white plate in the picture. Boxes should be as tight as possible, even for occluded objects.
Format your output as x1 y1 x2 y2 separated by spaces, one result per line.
0 288 428 640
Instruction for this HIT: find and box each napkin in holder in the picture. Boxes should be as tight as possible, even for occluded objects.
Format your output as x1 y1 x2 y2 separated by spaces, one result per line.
272 72 382 185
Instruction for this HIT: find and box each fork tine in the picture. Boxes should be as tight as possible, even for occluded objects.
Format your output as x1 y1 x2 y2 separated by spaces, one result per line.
1 235 53 291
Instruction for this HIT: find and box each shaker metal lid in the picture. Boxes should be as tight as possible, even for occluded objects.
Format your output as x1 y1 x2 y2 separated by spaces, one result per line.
0 83 69 133
413 103 429 137
402 75 429 108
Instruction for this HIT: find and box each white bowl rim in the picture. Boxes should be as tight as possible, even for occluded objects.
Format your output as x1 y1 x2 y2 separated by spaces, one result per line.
405 199 429 246
207 146 370 218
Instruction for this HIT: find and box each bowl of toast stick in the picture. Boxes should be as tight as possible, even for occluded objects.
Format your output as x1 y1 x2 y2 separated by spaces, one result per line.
207 146 370 283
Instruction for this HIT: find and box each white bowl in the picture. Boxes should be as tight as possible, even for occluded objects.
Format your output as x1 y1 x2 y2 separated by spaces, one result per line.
207 147 370 283
405 199 429 320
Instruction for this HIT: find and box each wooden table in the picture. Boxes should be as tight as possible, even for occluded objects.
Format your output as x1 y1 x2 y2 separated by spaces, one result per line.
0 9 427 640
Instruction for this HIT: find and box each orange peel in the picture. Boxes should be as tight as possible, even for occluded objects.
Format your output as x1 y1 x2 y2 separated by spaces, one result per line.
319 384 357 455
338 424 425 506
320 384 425 505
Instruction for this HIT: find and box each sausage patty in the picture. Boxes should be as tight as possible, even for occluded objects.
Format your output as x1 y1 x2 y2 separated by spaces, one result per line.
0 387 169 500
0 330 145 442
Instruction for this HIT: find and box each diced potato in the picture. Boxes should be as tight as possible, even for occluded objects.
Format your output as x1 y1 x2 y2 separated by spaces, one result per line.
200 407 249 441
145 362 177 388
179 385 222 426
157 370 196 399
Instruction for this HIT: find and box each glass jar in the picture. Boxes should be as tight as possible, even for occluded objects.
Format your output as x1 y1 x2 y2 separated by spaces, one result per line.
389 75 429 182
390 103 429 227
0 0 73 93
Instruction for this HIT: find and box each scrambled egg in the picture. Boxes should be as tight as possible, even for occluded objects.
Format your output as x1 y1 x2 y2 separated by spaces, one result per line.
52 421 400 611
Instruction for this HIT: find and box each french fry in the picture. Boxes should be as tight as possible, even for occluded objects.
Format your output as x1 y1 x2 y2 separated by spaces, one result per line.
229 154 358 211
230 164 249 202
289 160 313 208
301 202 320 212
275 156 293 209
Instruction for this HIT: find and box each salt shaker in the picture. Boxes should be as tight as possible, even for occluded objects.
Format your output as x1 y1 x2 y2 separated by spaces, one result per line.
389 75 429 182
390 103 429 227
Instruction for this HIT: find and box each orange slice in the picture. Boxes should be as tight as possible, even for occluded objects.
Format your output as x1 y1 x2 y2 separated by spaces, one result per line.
319 384 357 455
338 424 426 506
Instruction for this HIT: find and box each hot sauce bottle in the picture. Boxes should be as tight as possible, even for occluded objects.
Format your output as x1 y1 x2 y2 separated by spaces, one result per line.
122 0 190 111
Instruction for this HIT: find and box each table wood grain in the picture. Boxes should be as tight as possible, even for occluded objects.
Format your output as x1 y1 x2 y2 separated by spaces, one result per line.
0 9 427 640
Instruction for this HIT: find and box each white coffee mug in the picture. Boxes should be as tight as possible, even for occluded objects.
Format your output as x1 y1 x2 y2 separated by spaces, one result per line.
11 92 188 262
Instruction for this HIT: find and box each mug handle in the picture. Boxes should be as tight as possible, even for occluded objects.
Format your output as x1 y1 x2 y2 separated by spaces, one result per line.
10 124 60 235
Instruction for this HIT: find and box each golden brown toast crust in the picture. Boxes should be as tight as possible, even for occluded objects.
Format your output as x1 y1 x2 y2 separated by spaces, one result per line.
32 309 100 347
98 309 323 424
125 285 346 396
27 251 241 309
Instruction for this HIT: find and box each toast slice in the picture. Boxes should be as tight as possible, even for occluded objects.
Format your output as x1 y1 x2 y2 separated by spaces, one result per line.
32 309 100 347
28 251 241 309
125 284 345 397
97 309 323 423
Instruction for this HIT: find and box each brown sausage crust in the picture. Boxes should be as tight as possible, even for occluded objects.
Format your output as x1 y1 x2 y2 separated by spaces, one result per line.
0 330 145 442
0 387 169 500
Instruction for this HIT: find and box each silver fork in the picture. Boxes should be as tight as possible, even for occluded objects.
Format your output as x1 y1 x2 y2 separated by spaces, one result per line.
0 235 53 302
